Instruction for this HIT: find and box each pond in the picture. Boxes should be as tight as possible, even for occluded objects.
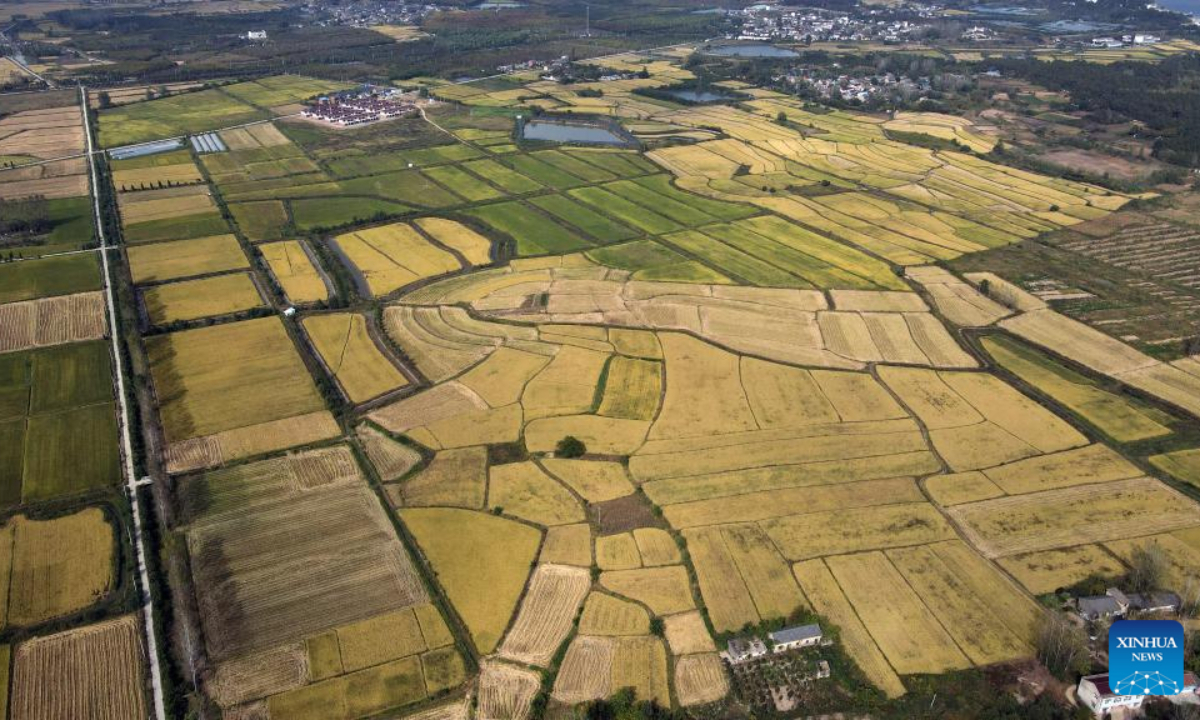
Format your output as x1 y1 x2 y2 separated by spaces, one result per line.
705 44 799 58
521 121 626 145
666 89 736 103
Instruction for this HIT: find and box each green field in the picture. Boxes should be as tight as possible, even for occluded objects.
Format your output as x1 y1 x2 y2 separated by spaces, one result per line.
630 174 758 221
339 171 461 208
218 75 353 109
530 194 638 244
563 149 656 177
291 197 412 231
604 179 718 226
569 186 682 235
462 159 542 194
465 201 590 255
504 154 586 189
532 150 616 183
0 253 101 303
230 200 288 242
586 239 730 283
0 341 120 505
982 335 1174 443
123 212 231 245
423 165 504 202
660 230 807 287
98 88 268 147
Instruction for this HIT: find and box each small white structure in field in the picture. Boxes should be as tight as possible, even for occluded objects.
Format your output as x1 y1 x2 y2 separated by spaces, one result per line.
246 30 268 40
283 307 297 318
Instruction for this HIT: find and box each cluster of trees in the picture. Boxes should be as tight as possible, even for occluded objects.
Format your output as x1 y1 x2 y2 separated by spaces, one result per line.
990 55 1200 166
0 195 52 235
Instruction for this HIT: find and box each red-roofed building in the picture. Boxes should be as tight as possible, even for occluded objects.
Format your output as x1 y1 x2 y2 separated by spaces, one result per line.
1078 672 1199 717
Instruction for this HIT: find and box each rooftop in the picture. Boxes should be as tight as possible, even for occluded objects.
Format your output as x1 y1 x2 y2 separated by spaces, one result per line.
770 623 822 645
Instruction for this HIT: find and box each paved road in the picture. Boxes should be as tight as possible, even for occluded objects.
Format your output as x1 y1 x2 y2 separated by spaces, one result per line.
80 86 168 720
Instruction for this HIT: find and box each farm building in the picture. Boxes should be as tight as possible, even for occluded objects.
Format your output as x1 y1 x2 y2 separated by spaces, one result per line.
1078 595 1124 621
769 623 823 653
722 637 768 665
1078 588 1182 620
1077 672 1198 717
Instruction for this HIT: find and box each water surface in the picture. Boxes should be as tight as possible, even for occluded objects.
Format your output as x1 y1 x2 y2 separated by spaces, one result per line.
521 121 625 145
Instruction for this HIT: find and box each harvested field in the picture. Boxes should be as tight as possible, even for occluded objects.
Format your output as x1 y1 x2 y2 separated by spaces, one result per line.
147 316 326 443
357 425 421 482
949 477 1200 557
540 523 592 567
675 653 729 707
998 545 1127 595
141 273 263 325
183 447 429 665
553 636 614 703
579 592 650 636
792 559 906 697
400 508 540 653
0 292 105 353
6 508 115 626
303 313 408 403
478 660 540 720
905 265 1011 327
163 410 339 474
600 565 695 615
498 564 591 666
10 615 146 720
260 241 328 304
336 222 463 297
126 234 248 284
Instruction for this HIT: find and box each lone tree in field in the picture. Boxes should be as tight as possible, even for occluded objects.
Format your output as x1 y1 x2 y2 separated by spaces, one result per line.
556 436 586 458
1127 543 1167 592
1034 612 1089 680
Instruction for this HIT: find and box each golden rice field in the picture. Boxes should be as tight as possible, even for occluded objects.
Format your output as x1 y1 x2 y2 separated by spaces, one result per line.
303 312 409 404
146 316 329 444
335 222 463 297
260 240 328 304
141 272 264 325
1 508 114 628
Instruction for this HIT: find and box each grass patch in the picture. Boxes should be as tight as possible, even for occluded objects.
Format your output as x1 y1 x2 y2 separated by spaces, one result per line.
98 88 268 147
0 253 101 303
465 201 590 255
462 159 542 194
123 212 230 245
530 194 638 244
229 200 288 242
291 197 412 231
22 402 120 502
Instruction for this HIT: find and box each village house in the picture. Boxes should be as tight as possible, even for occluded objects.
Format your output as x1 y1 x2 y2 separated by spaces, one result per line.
769 623 823 653
1078 588 1182 621
722 637 768 665
1077 672 1198 717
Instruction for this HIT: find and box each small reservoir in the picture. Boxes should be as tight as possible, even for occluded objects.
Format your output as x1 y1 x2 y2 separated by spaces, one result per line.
664 88 736 103
705 44 799 58
521 120 627 146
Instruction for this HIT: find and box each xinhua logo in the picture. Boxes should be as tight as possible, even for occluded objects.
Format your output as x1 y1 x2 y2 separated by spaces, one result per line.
1108 620 1185 695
